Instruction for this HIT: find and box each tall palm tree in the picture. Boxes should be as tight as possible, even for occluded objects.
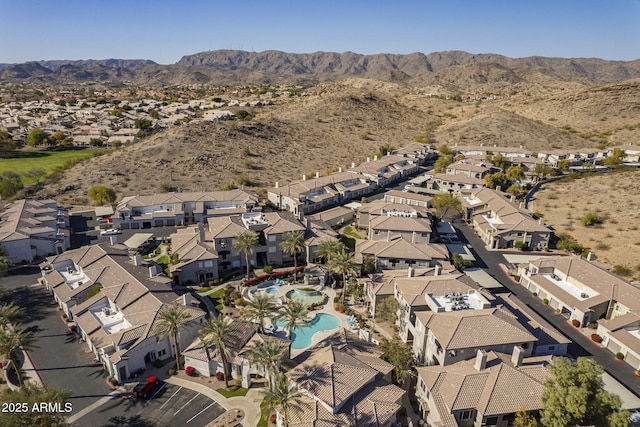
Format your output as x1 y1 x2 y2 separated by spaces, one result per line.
261 372 307 427
240 292 278 334
246 338 286 390
155 303 193 371
199 316 233 388
232 231 260 281
0 302 24 330
274 300 311 344
279 231 305 283
0 324 35 386
328 249 358 304
315 239 345 265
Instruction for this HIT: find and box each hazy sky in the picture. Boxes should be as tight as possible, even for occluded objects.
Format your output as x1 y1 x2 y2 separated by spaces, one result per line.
1 0 639 64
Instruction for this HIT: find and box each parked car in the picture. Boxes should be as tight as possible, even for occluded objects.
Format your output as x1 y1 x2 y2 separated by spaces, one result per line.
100 229 120 236
133 375 158 398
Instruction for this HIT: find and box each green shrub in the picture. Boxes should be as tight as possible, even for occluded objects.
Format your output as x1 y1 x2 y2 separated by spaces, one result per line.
588 322 598 329
263 265 273 274
152 359 163 368
615 352 624 360
581 211 603 226
543 298 549 305
168 368 176 376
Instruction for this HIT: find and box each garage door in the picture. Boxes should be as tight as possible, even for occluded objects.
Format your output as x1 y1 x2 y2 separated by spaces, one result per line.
607 340 622 354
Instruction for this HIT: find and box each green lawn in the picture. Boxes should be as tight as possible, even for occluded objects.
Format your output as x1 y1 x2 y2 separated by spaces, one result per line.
215 387 249 398
208 288 225 311
0 149 103 184
155 255 170 277
257 400 271 427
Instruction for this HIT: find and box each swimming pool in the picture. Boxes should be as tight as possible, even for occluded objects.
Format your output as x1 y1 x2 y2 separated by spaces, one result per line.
264 287 278 295
285 289 323 305
276 313 340 349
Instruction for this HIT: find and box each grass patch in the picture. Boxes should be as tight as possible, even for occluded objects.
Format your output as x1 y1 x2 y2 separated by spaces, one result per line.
216 387 249 398
208 288 225 311
342 226 362 239
0 149 103 184
257 400 271 427
155 255 170 277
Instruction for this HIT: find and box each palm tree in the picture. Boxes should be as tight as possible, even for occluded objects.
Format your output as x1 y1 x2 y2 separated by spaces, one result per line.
246 338 286 390
275 300 311 344
0 302 24 330
199 316 233 388
232 231 260 281
315 239 345 265
328 249 358 304
240 293 278 334
155 303 193 371
280 231 305 283
0 325 35 386
261 372 307 427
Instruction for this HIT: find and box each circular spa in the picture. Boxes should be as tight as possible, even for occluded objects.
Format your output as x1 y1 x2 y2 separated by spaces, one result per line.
285 288 323 305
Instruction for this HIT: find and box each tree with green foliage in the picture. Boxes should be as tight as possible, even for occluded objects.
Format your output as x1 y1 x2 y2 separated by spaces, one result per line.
280 231 305 283
439 145 453 155
541 357 629 427
376 297 400 323
347 281 365 303
316 239 346 265
377 144 395 157
232 231 260 281
379 336 414 385
513 407 537 427
0 303 24 331
484 172 509 190
487 153 508 170
246 338 286 390
0 383 71 427
533 164 557 179
452 252 472 270
432 193 462 221
328 249 358 304
557 159 571 172
199 315 234 388
506 182 524 198
261 372 307 427
434 153 454 173
155 303 193 371
240 293 278 334
0 171 23 200
134 118 152 130
0 129 15 157
603 148 625 168
0 324 36 386
506 165 525 181
26 128 49 146
87 185 117 205
556 233 586 255
274 300 311 345
235 110 255 121
361 255 377 275
0 246 7 278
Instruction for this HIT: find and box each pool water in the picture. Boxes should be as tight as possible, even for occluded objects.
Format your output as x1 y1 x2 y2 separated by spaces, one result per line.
276 313 340 349
285 289 323 305
264 287 278 295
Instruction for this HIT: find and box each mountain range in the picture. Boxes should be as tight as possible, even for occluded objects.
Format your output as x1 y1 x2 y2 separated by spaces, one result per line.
1 50 640 87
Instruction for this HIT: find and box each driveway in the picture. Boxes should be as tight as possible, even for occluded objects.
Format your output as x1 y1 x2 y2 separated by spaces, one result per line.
73 381 225 427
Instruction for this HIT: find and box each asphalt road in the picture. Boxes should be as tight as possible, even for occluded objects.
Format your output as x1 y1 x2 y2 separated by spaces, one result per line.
80 382 225 427
453 218 640 399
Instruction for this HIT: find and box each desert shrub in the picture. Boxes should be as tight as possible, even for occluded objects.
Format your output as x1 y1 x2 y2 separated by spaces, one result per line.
581 211 603 226
591 334 603 343
234 297 247 307
168 368 176 376
612 265 632 276
588 322 598 329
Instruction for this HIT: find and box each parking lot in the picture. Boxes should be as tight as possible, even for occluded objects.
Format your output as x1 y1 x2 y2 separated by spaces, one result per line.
77 382 226 427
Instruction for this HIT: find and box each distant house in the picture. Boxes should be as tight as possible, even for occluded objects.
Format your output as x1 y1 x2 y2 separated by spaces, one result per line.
356 237 449 271
382 189 431 208
169 224 218 286
356 201 429 229
368 215 433 243
0 198 70 263
349 154 419 188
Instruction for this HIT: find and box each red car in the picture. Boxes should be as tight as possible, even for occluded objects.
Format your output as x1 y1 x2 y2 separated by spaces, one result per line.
133 375 158 398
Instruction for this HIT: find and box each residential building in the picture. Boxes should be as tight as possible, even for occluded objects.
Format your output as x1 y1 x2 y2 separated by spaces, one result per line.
382 190 431 208
182 320 289 386
308 206 354 228
429 173 485 193
518 255 640 326
169 224 218 286
40 243 205 383
596 312 640 371
445 162 490 179
349 154 420 187
113 190 259 229
356 201 429 229
416 349 551 427
284 328 405 427
0 198 70 263
356 237 449 271
460 188 551 249
303 218 340 264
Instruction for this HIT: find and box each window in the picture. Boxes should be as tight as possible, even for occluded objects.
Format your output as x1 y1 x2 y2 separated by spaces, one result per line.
484 416 498 426
458 410 473 420
269 246 276 253
268 235 276 242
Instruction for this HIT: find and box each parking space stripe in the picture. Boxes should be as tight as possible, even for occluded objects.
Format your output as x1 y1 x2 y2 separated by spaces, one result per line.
174 392 200 416
186 401 216 424
160 386 182 409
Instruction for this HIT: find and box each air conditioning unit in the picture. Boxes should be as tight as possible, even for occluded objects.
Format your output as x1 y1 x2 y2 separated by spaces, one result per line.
580 293 589 298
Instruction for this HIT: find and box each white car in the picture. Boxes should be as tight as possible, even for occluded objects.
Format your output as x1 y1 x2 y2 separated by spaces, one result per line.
100 229 120 236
